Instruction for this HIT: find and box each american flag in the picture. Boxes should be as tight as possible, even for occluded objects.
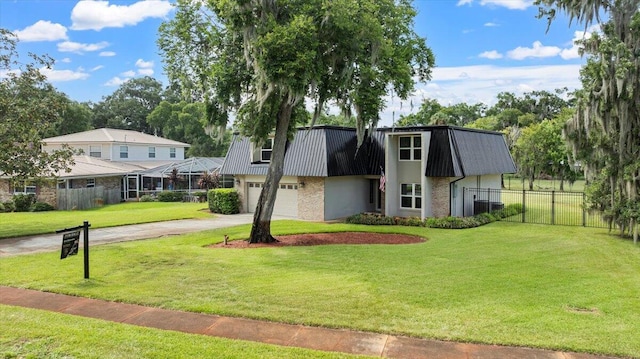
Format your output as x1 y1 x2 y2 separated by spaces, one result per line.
379 169 386 192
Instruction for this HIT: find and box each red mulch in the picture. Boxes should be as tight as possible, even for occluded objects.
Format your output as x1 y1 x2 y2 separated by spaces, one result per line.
211 232 425 249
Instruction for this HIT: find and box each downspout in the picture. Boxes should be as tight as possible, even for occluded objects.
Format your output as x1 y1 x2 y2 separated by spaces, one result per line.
448 128 466 217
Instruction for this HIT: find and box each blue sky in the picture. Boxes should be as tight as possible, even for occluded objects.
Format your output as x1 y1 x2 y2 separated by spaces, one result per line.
1 0 593 126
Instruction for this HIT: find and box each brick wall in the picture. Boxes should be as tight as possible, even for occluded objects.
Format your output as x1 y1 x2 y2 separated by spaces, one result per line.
37 180 57 207
431 177 450 218
297 176 324 221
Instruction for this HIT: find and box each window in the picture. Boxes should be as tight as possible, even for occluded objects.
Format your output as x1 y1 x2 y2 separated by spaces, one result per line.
170 147 176 158
400 183 422 209
86 178 95 188
120 145 128 159
89 145 101 158
261 138 273 162
399 136 421 161
14 181 36 195
148 147 156 158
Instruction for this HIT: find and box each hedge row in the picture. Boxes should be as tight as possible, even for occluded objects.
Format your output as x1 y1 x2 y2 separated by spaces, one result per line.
1 194 54 213
208 188 240 214
345 203 523 229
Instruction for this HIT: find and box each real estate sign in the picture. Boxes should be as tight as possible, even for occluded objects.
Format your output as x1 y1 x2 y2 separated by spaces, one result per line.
60 230 80 259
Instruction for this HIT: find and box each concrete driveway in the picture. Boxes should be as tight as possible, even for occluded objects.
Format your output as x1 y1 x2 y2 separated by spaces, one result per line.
0 213 264 257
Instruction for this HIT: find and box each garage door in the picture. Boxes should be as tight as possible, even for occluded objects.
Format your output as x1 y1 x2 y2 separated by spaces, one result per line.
247 182 298 217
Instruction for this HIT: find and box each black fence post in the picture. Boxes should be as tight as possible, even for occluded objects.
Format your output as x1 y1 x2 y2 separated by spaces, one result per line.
582 192 587 227
522 190 526 223
83 221 90 279
551 191 555 225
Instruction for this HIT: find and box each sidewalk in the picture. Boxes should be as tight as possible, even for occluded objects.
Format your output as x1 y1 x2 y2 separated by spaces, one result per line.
0 286 618 359
0 213 257 257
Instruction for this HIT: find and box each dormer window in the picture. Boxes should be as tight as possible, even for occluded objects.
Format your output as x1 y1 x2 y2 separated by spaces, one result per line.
252 138 273 163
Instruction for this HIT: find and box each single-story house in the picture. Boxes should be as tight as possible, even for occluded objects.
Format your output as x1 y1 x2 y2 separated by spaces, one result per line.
220 125 516 220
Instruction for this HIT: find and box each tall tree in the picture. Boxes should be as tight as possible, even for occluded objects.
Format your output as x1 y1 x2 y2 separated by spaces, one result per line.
91 76 163 133
538 0 640 241
0 29 74 182
159 0 433 243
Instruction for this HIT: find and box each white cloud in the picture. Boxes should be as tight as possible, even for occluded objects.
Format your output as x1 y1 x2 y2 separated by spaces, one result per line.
121 70 136 77
138 68 154 76
58 41 110 54
60 58 72 63
99 51 116 57
71 0 173 31
479 50 503 59
560 25 600 60
104 76 130 86
457 0 532 10
378 64 582 126
507 41 561 60
484 22 499 27
91 65 104 72
40 67 90 82
135 59 154 68
14 20 68 42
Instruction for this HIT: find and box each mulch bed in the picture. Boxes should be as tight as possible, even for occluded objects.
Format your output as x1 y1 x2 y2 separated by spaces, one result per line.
211 232 425 248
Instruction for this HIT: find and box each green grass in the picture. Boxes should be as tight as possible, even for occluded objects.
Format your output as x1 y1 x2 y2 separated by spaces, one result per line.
0 202 211 239
503 175 586 192
1 221 639 357
0 305 360 359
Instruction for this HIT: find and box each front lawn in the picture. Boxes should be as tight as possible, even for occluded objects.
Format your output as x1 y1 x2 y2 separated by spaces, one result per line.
0 305 359 359
1 221 639 357
0 202 211 239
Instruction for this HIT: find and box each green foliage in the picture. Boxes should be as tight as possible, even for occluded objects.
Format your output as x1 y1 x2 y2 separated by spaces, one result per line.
207 188 240 214
2 201 15 213
0 202 4 212
139 195 156 202
0 29 75 182
193 191 208 202
345 213 396 225
197 171 220 190
13 194 36 212
157 191 184 202
29 202 54 212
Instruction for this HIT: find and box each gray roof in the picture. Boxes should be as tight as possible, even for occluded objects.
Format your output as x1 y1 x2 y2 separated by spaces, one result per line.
141 157 225 177
220 126 384 177
221 125 515 178
43 128 190 147
418 126 516 177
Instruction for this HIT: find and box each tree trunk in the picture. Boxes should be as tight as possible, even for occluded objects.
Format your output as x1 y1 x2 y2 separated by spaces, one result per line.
248 100 293 243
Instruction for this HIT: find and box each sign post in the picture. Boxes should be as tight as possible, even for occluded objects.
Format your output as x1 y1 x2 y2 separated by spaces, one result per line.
57 221 91 279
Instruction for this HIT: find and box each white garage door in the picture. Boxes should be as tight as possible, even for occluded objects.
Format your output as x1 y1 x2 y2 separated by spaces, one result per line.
247 182 298 217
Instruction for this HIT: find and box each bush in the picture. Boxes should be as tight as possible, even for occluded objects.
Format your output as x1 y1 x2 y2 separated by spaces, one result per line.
13 194 36 212
0 202 4 212
30 202 54 212
157 191 185 202
3 201 15 213
394 216 425 227
208 189 240 214
346 213 396 225
139 194 155 202
194 191 208 203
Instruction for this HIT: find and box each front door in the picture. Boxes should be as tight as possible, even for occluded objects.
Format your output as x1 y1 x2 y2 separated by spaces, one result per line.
127 175 138 200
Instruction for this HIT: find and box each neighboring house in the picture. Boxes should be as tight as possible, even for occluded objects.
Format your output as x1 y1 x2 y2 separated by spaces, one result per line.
0 128 227 208
220 125 516 220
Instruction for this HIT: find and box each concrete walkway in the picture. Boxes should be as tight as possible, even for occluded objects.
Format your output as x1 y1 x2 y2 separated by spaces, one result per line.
0 213 257 257
0 286 618 359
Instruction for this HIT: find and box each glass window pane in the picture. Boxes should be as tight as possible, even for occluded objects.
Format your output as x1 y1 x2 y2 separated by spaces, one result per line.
413 136 421 148
414 149 421 160
401 196 412 208
399 149 411 160
262 151 271 161
415 198 422 209
415 184 422 193
401 184 412 195
399 137 411 148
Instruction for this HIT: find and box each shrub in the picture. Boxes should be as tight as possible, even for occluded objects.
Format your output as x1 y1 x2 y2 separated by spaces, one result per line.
194 191 208 203
208 189 240 214
157 191 185 202
30 202 54 212
3 201 15 213
13 194 36 212
346 213 395 225
139 195 155 202
394 216 425 227
0 202 4 212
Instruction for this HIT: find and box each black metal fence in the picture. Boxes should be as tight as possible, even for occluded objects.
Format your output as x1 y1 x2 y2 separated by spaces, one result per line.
463 188 609 228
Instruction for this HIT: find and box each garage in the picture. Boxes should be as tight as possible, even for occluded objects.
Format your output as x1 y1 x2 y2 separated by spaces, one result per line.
247 182 298 217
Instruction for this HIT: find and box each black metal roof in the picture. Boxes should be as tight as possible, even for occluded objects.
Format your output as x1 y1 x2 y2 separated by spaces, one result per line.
220 126 385 177
220 125 515 177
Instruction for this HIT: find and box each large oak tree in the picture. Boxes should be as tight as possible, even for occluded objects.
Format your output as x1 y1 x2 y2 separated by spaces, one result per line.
159 0 434 243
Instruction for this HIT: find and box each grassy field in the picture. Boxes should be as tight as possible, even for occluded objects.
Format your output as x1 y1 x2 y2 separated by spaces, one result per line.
0 305 359 359
0 202 211 239
1 220 639 357
503 175 586 192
